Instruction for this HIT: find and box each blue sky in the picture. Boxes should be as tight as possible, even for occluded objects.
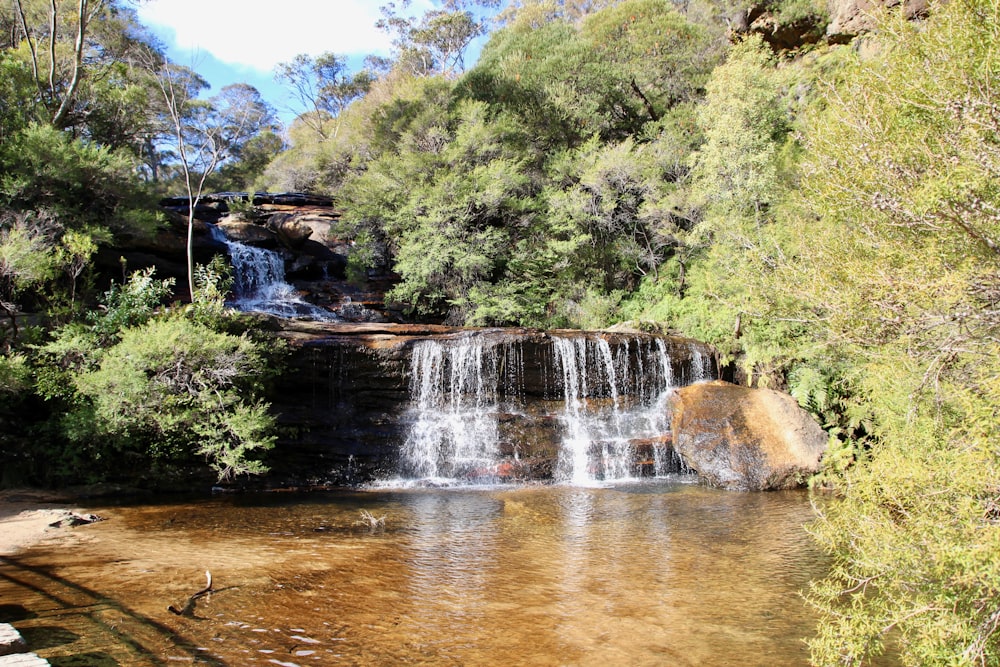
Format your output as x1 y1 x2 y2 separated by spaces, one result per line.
135 0 434 123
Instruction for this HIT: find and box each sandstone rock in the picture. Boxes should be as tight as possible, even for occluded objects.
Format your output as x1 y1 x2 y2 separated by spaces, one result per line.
215 218 277 246
670 380 827 491
727 3 826 50
268 213 314 249
826 0 928 41
290 215 336 242
748 11 827 49
258 323 717 487
0 623 27 657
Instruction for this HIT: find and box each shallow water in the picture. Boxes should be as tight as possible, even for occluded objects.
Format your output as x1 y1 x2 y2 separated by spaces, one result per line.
1 481 845 666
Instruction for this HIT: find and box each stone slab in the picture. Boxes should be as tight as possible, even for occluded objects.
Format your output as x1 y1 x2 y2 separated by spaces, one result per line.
0 653 50 666
0 624 26 657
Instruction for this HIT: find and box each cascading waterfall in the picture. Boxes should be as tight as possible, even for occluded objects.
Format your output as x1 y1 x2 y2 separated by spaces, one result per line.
397 332 714 486
208 224 336 319
401 335 522 483
551 335 681 483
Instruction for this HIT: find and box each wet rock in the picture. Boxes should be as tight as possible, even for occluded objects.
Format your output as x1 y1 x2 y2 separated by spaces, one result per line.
215 218 278 246
258 322 716 487
669 380 828 491
47 511 104 528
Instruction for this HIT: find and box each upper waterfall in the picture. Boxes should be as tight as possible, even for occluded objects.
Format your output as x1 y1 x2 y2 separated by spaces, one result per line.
208 223 339 320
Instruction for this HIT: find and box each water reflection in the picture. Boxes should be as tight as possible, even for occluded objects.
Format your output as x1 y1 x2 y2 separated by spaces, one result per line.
0 482 895 666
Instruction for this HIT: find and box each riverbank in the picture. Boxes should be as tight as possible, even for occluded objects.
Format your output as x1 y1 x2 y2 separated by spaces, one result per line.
0 490 91 556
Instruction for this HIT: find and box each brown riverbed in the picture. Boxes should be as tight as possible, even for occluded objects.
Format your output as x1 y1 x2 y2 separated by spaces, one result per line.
0 481 889 666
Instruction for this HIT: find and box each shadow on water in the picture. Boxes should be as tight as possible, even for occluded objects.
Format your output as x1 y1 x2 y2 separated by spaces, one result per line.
0 555 225 666
19 625 79 649
0 603 35 622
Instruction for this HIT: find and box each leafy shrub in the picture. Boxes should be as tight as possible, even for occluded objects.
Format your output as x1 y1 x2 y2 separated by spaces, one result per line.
71 313 275 480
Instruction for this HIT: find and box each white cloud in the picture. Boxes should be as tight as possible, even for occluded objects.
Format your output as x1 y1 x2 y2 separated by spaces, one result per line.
136 0 405 72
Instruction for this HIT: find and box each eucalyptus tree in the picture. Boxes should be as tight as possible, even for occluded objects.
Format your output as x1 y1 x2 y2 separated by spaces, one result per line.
145 49 277 298
275 52 374 140
2 0 159 146
377 0 501 77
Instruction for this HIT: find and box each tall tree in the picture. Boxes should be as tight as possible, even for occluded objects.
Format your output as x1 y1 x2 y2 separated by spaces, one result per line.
377 0 500 77
275 52 374 139
10 0 107 127
146 50 276 299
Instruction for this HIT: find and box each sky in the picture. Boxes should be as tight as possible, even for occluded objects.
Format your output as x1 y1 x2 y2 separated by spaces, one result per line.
135 0 436 123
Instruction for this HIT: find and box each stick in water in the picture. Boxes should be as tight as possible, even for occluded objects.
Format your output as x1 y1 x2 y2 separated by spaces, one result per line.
168 570 213 616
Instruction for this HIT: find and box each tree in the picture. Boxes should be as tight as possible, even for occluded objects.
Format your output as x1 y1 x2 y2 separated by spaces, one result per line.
778 1 1000 663
581 0 722 122
0 211 57 346
690 34 787 220
3 0 161 148
146 50 277 299
275 52 374 140
377 0 500 77
9 0 107 128
33 269 277 482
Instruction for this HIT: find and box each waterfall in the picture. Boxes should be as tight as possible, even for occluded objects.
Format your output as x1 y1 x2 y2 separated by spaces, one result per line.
550 335 681 484
397 332 713 486
400 335 522 483
208 224 337 319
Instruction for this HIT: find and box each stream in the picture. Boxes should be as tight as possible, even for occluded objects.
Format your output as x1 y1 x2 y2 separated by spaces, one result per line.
0 481 889 666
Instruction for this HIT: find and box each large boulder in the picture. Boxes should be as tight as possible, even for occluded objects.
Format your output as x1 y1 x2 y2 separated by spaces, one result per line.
215 218 278 246
670 380 827 491
826 0 929 42
268 213 314 249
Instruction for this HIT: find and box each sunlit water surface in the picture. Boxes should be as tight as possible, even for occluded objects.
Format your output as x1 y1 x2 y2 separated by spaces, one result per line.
1 482 851 666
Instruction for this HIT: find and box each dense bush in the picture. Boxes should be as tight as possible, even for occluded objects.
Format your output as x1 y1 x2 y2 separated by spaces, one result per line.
28 269 278 484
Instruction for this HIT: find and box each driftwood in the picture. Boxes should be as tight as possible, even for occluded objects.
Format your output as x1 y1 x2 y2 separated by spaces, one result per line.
168 570 213 617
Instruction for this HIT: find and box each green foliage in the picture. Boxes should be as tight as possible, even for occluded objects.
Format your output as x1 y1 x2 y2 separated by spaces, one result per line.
87 267 174 344
190 255 236 323
0 124 153 234
211 131 286 191
691 34 788 219
0 209 116 338
24 266 278 483
341 94 539 322
781 1 1000 663
71 313 275 480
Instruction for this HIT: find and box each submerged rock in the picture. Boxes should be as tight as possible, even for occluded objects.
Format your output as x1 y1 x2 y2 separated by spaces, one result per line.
669 380 827 491
47 511 104 528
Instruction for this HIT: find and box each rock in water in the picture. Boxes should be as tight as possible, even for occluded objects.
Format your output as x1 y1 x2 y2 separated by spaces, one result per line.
670 380 827 491
0 623 28 656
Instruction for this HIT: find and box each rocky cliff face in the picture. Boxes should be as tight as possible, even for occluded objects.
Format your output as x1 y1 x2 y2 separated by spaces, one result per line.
728 0 930 50
825 0 928 42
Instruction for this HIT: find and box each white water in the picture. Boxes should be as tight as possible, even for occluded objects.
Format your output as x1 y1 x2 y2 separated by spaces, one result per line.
551 335 682 484
208 224 337 319
401 335 521 483
399 333 713 486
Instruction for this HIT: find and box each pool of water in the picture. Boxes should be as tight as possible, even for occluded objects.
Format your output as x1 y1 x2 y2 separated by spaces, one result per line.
1 481 852 666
